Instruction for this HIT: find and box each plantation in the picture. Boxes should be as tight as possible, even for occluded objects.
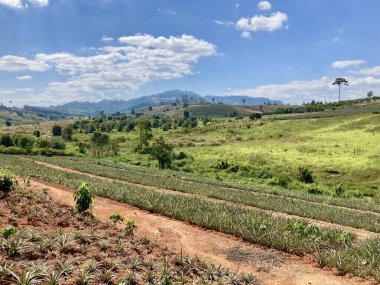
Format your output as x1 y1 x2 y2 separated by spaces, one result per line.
0 173 258 284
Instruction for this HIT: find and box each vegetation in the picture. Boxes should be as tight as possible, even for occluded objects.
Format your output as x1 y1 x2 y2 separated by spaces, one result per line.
73 183 94 213
0 168 16 197
0 179 255 284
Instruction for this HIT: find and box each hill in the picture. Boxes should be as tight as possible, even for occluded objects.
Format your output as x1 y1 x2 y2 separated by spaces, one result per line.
32 90 281 117
203 95 282 106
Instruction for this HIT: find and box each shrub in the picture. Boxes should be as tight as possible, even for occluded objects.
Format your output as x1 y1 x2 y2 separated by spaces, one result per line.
249 113 262 120
176 151 187 160
0 134 13 147
109 213 124 224
52 125 62 136
16 135 34 150
308 187 323 195
73 183 94 213
36 139 52 148
2 227 17 239
51 140 66 150
334 183 345 197
297 166 314 183
0 169 16 196
218 159 229 170
33 130 41 137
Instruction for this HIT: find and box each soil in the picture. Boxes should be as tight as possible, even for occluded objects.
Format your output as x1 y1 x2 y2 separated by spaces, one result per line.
27 178 375 285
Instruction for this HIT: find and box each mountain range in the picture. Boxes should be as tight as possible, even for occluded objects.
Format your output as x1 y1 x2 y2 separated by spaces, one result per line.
25 90 282 117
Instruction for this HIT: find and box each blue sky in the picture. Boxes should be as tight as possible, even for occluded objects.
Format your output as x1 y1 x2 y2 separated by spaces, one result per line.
0 0 379 106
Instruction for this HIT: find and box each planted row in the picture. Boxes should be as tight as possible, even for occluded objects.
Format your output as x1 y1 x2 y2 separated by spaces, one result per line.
2 154 353 256
32 155 380 233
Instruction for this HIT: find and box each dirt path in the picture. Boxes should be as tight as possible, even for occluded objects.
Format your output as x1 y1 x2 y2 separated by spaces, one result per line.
30 159 379 240
27 178 372 285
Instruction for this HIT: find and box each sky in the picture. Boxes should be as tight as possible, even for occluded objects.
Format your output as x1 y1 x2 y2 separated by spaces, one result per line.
0 0 379 106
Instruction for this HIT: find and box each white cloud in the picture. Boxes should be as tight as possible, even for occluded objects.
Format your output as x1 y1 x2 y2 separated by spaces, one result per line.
236 12 288 33
241 31 251 39
157 8 176 16
0 0 48 8
101 36 114 42
222 76 380 104
26 0 48 7
17 75 32 80
356 66 380 76
257 1 272 11
0 55 50 72
332 60 366 69
0 0 23 9
214 20 235 26
0 34 216 105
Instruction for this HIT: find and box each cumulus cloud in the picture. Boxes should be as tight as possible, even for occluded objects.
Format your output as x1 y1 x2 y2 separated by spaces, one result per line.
241 31 251 39
257 1 272 11
356 66 380 76
222 76 380 104
0 34 216 104
17 75 32 80
236 11 288 35
101 36 114 42
332 60 365 69
0 0 48 8
0 55 50 72
0 0 23 9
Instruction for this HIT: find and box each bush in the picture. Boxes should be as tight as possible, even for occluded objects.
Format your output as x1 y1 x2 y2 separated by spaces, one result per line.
176 151 187 160
36 139 52 148
51 140 66 150
73 183 94 213
0 134 13 147
308 187 323 195
2 227 17 239
218 159 229 170
249 113 262 120
334 183 345 197
0 169 16 196
297 166 314 183
52 125 62 136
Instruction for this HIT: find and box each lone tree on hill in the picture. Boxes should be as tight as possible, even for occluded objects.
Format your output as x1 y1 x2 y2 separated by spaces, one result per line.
332 77 349 101
367 90 374 98
242 98 246 105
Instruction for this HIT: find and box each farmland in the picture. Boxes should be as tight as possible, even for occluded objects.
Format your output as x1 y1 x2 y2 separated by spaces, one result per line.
1 99 380 284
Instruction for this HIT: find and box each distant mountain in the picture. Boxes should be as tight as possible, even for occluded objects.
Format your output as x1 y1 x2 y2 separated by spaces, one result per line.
44 90 201 117
33 90 281 117
203 95 282 106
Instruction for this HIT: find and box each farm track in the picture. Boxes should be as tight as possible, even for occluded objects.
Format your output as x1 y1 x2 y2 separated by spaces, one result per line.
26 177 372 285
29 158 378 240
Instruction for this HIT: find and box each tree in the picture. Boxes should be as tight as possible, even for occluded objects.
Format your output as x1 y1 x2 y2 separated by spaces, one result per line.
5 120 11 127
52 125 62 136
73 183 94 213
62 126 73 141
135 119 152 152
91 132 109 156
33 130 41 138
242 98 246 105
150 136 173 169
0 134 13 147
367 90 374 98
332 77 349 101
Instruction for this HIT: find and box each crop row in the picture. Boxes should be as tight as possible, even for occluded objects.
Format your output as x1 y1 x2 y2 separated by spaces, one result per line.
32 155 380 233
2 154 353 256
36 155 380 214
